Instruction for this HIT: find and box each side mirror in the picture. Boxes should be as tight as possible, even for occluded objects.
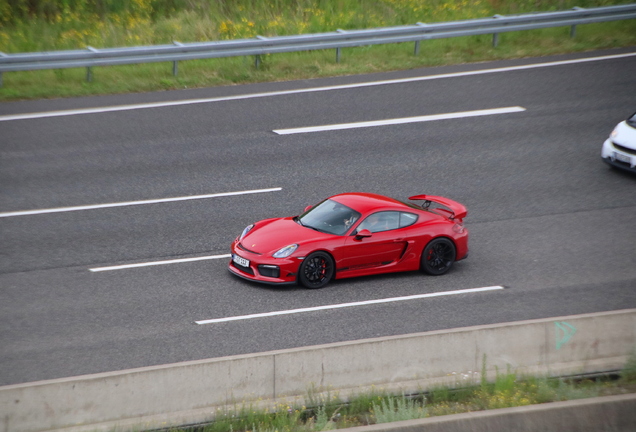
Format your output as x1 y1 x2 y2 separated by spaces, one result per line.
304 205 312 213
355 229 372 240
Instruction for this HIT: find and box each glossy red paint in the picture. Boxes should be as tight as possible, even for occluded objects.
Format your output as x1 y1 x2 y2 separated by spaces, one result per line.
408 195 468 220
229 192 469 288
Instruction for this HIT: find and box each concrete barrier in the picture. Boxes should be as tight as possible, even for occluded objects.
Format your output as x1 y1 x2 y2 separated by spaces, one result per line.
338 393 636 432
1 308 635 432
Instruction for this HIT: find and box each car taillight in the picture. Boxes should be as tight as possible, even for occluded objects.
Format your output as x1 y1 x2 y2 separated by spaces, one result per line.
453 222 465 234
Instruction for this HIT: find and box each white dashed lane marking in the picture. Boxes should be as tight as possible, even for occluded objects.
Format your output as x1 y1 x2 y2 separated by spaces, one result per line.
273 107 526 135
0 187 282 218
195 286 506 324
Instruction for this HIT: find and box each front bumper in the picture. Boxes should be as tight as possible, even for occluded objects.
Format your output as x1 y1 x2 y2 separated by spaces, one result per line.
602 139 636 174
228 241 301 285
228 265 297 286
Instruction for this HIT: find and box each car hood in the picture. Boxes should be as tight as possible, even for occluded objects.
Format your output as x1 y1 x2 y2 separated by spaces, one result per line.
613 121 636 150
240 217 330 255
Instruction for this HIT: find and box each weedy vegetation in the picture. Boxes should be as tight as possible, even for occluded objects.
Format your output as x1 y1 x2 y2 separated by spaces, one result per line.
1 0 635 100
157 354 636 432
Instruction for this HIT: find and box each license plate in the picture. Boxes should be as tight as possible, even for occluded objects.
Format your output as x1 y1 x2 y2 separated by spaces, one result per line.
614 152 631 164
232 254 250 268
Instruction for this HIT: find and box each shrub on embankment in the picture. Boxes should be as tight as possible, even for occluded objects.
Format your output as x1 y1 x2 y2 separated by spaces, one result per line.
1 0 635 99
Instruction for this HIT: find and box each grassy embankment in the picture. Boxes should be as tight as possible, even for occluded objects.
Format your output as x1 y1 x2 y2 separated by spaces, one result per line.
165 355 636 432
1 0 635 101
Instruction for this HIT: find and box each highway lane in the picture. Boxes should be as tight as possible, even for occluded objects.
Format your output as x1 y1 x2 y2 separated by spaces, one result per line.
1 48 636 386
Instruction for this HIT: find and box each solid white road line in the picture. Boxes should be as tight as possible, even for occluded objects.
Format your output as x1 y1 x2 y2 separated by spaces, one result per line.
89 254 231 272
0 187 282 218
195 286 505 324
1 52 633 122
273 106 525 135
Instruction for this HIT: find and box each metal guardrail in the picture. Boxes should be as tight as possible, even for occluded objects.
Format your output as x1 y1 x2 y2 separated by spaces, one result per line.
0 4 635 86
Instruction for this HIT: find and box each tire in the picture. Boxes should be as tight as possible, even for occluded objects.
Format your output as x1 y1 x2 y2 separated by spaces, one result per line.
298 252 334 289
421 238 456 276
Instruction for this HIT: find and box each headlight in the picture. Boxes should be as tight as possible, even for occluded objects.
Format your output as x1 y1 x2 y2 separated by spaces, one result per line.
239 224 254 241
611 126 619 139
273 244 298 258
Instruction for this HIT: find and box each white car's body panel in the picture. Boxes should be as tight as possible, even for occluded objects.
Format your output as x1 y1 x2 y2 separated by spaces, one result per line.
602 112 636 173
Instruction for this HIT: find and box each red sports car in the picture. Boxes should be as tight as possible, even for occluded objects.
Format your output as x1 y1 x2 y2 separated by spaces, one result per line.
229 192 469 288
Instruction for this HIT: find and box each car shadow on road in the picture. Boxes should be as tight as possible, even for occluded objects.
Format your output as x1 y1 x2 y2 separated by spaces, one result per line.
233 264 469 293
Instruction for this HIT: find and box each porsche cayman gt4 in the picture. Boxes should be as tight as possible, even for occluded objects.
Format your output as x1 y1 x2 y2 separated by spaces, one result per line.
229 192 469 288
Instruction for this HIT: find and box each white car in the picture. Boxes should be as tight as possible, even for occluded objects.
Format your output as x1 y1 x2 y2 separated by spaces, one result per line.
602 111 636 173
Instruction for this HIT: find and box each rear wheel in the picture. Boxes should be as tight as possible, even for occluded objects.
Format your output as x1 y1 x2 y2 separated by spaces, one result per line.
299 252 334 289
421 238 456 275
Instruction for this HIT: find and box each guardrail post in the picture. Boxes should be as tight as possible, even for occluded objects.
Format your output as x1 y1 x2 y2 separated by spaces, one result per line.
173 41 184 76
86 46 99 82
570 7 584 37
254 36 269 69
336 29 348 63
415 23 427 55
492 15 504 47
0 51 5 87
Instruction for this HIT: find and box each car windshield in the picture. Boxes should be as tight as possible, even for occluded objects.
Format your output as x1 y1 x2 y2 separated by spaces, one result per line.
298 199 361 236
627 112 636 128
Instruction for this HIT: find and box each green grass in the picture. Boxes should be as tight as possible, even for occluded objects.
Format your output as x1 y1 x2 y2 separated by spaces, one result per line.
160 360 636 432
1 0 635 101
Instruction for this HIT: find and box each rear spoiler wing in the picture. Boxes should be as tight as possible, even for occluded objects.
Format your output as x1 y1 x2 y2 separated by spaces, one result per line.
408 195 467 221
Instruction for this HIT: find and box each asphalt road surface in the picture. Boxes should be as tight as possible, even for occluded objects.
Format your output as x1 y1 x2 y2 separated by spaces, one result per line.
1 48 635 386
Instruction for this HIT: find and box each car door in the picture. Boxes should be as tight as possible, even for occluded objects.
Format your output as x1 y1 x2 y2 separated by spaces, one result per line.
338 211 409 271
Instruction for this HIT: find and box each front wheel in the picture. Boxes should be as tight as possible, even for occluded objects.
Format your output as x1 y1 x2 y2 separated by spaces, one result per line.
421 238 456 275
298 252 334 289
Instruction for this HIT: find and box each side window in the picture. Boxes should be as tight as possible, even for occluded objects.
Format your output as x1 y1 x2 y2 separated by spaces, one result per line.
357 211 400 233
399 212 418 228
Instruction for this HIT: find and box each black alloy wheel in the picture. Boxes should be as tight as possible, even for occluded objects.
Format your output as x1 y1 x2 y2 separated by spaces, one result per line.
421 238 456 275
299 252 334 289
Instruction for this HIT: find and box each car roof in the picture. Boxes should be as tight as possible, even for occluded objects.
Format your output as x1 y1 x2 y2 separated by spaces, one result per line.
329 192 411 214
